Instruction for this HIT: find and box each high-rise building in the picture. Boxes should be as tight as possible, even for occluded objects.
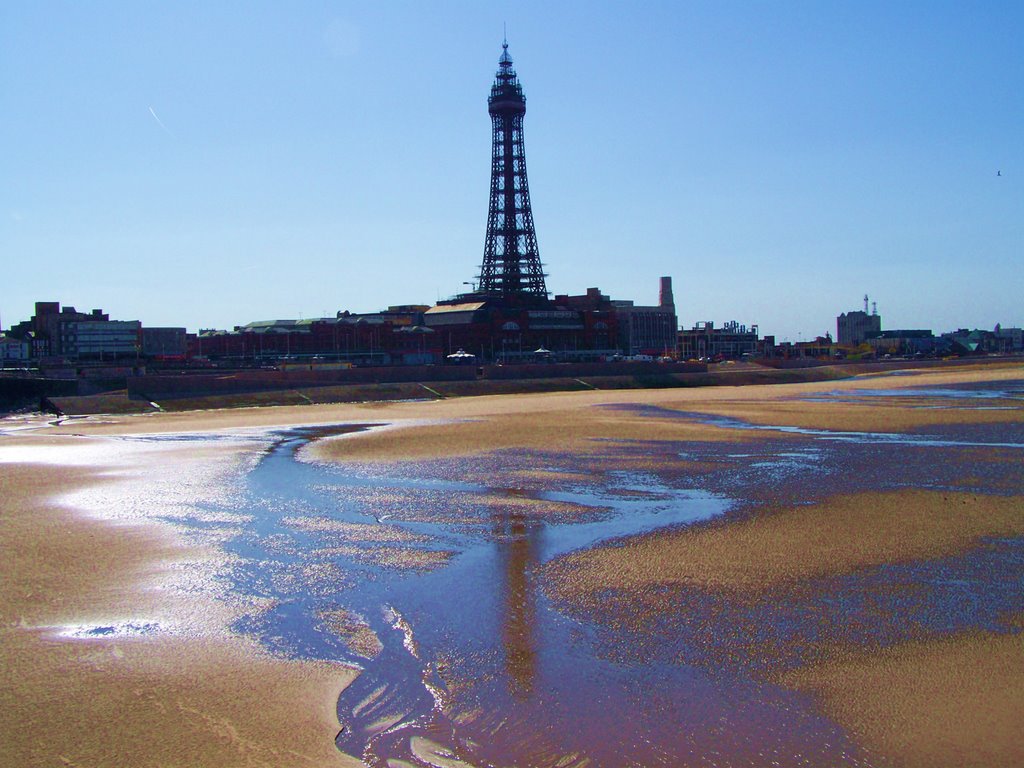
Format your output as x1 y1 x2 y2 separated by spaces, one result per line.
477 41 547 301
837 311 881 346
837 297 881 346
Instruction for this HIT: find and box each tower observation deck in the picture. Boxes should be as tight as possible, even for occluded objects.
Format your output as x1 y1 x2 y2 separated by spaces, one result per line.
477 41 548 301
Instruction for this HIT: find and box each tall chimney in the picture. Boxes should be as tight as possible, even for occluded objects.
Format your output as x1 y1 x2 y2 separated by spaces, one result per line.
659 276 674 309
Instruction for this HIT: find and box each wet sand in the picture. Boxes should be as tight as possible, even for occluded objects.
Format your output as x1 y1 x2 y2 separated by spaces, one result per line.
545 490 1024 766
0 454 361 768
779 631 1024 768
547 490 1024 593
3 360 1023 766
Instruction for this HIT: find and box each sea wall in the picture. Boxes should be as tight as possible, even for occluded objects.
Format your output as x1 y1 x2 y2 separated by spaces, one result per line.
480 361 706 379
126 362 708 401
127 366 478 400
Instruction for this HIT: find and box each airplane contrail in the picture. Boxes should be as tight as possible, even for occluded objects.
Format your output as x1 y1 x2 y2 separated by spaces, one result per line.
148 106 175 138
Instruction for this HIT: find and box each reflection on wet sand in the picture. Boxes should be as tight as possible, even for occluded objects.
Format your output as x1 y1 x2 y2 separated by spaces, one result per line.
497 513 539 699
319 444 875 767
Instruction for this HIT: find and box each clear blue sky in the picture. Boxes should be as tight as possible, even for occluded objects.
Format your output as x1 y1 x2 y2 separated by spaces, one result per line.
3 1 1021 341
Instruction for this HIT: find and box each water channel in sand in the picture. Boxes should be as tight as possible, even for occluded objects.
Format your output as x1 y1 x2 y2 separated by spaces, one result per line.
42 377 1022 768
113 423 874 768
232 430 872 765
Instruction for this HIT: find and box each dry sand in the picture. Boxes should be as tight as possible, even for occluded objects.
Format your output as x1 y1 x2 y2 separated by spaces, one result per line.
21 360 1021 449
3 360 1022 767
673 363 1024 433
313 363 1024 461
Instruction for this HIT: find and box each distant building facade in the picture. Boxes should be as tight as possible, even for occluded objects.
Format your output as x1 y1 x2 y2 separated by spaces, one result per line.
3 302 192 365
192 312 443 366
8 302 111 358
612 277 678 357
864 329 938 356
0 335 30 365
776 335 839 360
678 320 759 360
142 327 188 359
424 293 618 363
942 328 1013 356
61 320 141 360
837 309 881 346
994 325 1023 352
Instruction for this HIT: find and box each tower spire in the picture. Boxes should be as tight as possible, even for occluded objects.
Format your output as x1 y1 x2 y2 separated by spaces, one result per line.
477 40 548 300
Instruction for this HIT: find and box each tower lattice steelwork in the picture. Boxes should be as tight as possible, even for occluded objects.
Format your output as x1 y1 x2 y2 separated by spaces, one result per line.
478 42 548 300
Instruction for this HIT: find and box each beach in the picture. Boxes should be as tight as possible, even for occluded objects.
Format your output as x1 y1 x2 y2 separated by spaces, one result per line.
2 361 1022 766
0 437 364 768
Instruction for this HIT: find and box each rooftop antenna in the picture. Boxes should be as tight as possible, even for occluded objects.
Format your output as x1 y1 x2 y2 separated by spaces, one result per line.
863 294 869 313
872 301 878 316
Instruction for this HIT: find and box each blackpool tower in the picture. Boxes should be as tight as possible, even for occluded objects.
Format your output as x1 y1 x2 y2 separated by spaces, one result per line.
477 41 548 301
